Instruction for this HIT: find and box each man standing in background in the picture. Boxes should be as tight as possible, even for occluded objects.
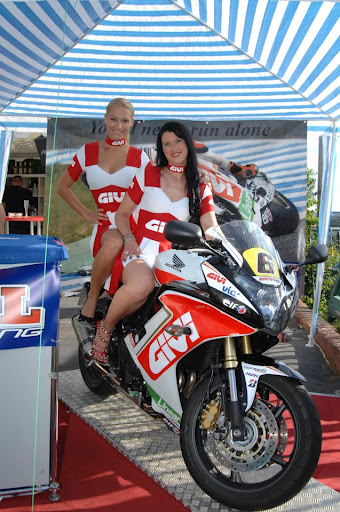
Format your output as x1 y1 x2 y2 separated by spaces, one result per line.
2 175 34 234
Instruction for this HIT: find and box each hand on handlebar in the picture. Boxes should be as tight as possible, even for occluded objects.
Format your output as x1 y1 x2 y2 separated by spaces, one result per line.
122 239 142 261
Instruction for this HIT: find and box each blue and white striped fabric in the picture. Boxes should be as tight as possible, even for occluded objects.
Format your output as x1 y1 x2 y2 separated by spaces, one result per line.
0 0 120 116
0 0 338 123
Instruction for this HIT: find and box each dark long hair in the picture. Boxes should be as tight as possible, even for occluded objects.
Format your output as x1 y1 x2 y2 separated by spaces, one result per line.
156 121 201 223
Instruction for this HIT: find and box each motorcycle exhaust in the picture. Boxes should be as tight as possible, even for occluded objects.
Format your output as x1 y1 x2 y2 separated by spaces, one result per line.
72 314 154 412
72 314 94 353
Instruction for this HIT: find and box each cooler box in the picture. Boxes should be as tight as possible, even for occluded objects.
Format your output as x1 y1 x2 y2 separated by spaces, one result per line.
0 235 68 495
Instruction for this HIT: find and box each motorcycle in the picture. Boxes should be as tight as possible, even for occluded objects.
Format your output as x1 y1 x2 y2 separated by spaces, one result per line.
198 159 300 238
72 219 328 511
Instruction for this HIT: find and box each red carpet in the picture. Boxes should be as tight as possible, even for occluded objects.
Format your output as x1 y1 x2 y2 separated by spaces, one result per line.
1 395 339 511
312 394 340 493
0 402 188 512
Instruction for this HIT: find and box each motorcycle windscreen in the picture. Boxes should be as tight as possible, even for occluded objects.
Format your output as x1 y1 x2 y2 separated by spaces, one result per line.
211 221 296 334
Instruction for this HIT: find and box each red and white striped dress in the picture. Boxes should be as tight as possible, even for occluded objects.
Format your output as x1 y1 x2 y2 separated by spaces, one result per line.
107 162 215 294
67 142 149 257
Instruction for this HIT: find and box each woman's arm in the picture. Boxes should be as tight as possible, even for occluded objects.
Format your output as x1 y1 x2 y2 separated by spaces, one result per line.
115 194 141 260
200 210 226 241
200 211 219 238
57 170 106 225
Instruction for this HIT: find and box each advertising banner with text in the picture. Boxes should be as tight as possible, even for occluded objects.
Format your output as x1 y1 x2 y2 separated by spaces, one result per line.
47 119 306 264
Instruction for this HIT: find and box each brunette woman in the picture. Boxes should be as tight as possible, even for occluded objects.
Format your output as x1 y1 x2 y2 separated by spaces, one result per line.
91 121 220 365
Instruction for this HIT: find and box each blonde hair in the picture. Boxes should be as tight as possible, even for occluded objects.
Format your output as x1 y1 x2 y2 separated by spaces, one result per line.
106 97 134 117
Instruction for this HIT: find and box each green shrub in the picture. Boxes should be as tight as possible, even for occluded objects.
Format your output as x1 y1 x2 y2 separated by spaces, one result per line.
302 168 340 333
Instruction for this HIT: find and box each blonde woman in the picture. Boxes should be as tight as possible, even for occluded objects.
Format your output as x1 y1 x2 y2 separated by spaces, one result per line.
57 98 149 338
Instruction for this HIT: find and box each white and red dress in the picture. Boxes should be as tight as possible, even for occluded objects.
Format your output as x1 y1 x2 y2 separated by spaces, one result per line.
67 142 149 256
107 162 215 294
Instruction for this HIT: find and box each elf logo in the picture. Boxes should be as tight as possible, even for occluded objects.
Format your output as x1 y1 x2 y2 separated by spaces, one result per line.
0 285 45 328
148 312 199 376
145 220 167 233
98 191 125 204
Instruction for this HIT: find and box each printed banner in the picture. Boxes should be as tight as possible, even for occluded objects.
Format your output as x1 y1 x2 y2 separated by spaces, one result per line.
47 118 306 263
0 263 61 350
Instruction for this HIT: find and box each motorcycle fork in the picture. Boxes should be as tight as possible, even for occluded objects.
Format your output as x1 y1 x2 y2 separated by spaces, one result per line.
223 336 252 441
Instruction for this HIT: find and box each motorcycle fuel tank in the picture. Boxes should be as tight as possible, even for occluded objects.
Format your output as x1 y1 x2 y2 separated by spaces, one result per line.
153 249 208 286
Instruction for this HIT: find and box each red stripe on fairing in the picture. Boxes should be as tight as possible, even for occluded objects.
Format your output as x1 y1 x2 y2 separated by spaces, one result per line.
154 267 185 286
137 291 256 380
199 164 243 204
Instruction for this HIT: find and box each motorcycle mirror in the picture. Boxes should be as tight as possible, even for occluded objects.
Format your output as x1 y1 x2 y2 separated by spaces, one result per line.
286 244 329 272
304 244 329 265
164 220 203 246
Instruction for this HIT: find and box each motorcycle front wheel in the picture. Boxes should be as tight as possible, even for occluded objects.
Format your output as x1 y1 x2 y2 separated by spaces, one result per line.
180 375 321 511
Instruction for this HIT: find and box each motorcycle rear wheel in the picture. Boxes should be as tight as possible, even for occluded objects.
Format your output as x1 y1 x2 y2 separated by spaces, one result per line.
78 347 115 396
268 191 300 237
180 375 321 511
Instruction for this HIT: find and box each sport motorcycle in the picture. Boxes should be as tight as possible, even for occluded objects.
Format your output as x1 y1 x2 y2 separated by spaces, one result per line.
72 219 327 511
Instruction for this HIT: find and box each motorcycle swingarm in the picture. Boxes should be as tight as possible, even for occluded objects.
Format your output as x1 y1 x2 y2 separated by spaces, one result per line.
241 360 306 413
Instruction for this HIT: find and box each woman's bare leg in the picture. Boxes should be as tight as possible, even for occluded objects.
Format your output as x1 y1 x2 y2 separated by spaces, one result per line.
81 228 123 319
91 259 154 364
104 259 155 331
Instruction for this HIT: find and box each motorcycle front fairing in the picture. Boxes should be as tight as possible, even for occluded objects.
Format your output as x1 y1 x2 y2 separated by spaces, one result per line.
206 221 298 335
122 283 257 428
123 220 300 429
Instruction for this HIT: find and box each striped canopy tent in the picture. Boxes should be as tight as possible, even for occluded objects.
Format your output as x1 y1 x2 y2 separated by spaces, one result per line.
0 0 339 341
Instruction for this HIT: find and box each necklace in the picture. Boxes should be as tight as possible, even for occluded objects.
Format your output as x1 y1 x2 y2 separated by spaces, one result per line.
105 136 126 146
167 164 186 174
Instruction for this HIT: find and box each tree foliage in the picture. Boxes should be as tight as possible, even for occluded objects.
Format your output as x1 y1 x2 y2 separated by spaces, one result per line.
303 169 340 332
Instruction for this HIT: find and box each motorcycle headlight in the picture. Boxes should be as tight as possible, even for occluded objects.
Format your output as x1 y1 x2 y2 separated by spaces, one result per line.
233 271 295 334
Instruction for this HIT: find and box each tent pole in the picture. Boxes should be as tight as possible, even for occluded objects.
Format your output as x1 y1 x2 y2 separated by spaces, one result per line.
0 129 14 200
307 120 338 346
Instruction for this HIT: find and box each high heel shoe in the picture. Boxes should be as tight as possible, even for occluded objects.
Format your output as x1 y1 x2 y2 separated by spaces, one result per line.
91 319 112 366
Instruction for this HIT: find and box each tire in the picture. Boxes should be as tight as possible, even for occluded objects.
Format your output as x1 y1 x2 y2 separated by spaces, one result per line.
78 346 115 396
213 195 243 224
180 375 321 511
268 191 300 237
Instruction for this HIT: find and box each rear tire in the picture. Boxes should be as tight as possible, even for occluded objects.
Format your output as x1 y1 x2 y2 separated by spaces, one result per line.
78 347 114 396
268 192 300 237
